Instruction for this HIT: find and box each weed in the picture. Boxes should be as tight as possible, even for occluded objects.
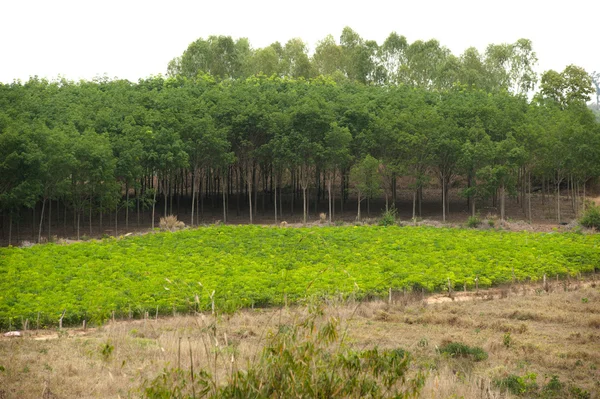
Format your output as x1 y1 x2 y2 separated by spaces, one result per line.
579 205 600 230
100 341 114 361
503 332 512 348
379 208 397 227
495 372 538 395
438 342 488 362
467 215 481 228
144 305 425 398
159 215 185 232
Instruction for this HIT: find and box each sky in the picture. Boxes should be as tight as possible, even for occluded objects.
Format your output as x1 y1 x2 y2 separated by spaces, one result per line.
1 0 598 85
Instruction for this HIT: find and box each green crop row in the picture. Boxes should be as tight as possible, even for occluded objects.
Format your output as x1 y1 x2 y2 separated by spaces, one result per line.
0 226 598 329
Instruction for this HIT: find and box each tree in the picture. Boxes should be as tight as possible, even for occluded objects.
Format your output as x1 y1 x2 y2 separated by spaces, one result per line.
350 155 381 221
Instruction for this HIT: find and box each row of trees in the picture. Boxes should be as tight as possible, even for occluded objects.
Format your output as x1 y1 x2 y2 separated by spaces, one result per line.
1 29 599 244
167 28 541 94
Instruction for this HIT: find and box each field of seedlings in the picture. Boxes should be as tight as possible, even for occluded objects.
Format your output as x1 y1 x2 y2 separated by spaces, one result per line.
0 225 599 329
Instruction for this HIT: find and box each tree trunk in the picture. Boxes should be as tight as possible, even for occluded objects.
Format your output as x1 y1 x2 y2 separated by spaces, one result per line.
328 178 332 225
248 169 253 224
302 187 307 224
412 190 416 220
442 175 446 222
528 171 532 223
191 169 196 226
125 182 129 230
77 212 80 240
274 175 278 223
37 198 46 243
500 183 505 221
163 178 168 217
557 179 561 224
8 213 12 246
222 172 227 224
89 195 92 236
48 198 52 242
136 185 140 227
357 191 361 221
151 181 157 230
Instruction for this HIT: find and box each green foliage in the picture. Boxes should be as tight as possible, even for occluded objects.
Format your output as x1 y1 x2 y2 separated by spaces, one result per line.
1 226 599 329
378 208 397 226
144 307 424 398
579 205 600 230
467 215 481 228
438 342 488 362
100 341 114 361
503 332 512 348
495 373 538 395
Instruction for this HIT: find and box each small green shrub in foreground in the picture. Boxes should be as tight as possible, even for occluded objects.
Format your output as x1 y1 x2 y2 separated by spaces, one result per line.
144 306 425 398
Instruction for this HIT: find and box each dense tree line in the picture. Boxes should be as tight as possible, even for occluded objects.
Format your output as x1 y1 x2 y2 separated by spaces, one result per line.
1 28 599 244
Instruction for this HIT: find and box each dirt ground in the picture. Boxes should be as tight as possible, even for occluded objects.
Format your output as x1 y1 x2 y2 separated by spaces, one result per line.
1 278 598 398
2 188 598 247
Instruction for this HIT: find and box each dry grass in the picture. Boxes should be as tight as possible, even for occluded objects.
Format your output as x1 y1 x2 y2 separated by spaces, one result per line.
1 280 599 398
158 215 185 232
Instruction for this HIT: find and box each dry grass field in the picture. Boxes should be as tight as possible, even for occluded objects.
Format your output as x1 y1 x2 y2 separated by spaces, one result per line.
1 278 598 398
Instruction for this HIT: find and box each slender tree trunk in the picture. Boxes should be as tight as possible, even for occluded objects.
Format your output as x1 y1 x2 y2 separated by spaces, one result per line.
77 212 80 240
500 183 505 221
528 171 532 223
191 169 196 226
557 179 561 224
302 187 307 224
357 191 361 221
37 197 47 243
151 179 157 230
48 198 52 242
442 175 446 222
8 213 12 246
471 197 476 218
583 180 586 213
115 208 118 237
248 168 253 224
163 177 168 217
328 178 332 225
412 190 416 220
126 182 129 230
274 175 278 223
89 195 92 236
222 172 227 224
136 185 140 227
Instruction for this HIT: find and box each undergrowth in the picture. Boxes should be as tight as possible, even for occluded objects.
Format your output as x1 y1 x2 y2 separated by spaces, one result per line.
144 303 425 398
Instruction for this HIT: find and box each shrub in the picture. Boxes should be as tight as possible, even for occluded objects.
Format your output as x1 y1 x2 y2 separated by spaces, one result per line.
379 208 397 227
579 205 600 230
495 373 538 395
159 215 185 232
144 306 425 398
467 215 481 228
438 342 488 361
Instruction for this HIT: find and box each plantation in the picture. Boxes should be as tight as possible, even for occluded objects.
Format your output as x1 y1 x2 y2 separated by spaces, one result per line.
1 225 598 329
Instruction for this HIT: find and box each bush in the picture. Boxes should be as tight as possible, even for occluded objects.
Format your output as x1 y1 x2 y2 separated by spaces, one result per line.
159 215 185 232
466 215 481 228
438 342 488 362
379 208 397 227
144 306 425 398
579 205 600 230
495 373 538 396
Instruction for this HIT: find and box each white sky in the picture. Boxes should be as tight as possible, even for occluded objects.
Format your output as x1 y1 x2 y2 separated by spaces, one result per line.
0 0 598 84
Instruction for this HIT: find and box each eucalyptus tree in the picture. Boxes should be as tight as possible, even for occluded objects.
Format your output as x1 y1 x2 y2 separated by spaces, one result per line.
485 39 538 95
